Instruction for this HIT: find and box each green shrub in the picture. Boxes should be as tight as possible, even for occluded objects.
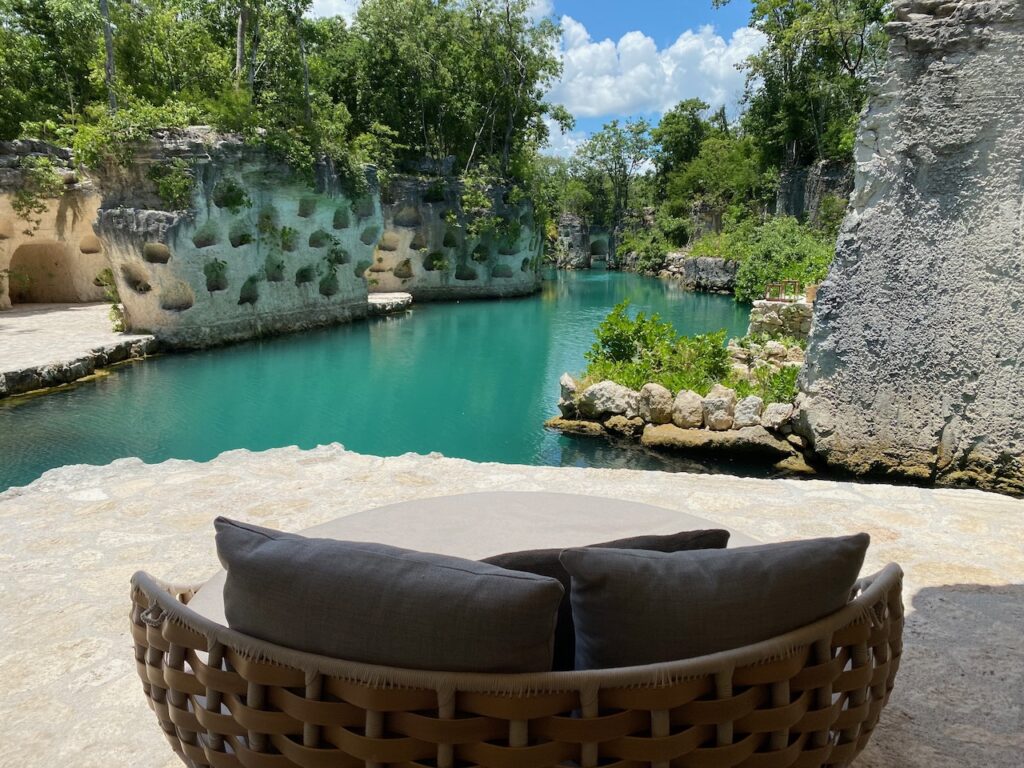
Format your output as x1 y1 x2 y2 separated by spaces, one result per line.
582 301 730 395
147 159 194 210
815 194 847 240
735 365 800 404
211 178 251 213
689 217 833 302
72 100 203 167
733 217 834 302
617 229 669 273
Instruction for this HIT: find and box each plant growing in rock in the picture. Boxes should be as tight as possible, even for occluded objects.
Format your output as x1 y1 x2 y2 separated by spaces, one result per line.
617 229 669 274
583 301 730 394
204 259 228 292
279 226 298 252
93 269 125 331
12 156 64 235
211 178 252 213
734 365 800 404
146 159 194 210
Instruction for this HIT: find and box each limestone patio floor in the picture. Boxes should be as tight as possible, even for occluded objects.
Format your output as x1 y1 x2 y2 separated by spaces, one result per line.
0 302 154 372
0 445 1021 767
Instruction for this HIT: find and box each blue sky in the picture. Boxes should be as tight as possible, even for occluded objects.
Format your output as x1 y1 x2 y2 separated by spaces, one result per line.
310 1 761 154
553 1 753 49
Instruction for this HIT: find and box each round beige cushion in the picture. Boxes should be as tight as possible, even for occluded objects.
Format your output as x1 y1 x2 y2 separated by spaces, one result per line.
187 491 759 626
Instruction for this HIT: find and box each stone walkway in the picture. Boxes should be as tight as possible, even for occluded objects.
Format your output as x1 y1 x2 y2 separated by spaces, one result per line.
0 447 1021 767
0 303 156 397
0 303 154 370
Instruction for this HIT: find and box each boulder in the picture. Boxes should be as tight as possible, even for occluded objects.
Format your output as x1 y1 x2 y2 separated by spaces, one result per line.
638 383 673 424
543 417 605 437
702 384 737 431
734 396 764 428
559 372 578 400
604 415 645 438
558 373 579 418
672 389 704 428
577 380 640 419
774 454 817 475
641 424 797 460
761 402 794 431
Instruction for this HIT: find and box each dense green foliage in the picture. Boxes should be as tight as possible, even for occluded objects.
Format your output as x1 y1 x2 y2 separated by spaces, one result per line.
691 217 834 302
531 0 887 292
583 302 730 395
2 0 566 189
583 302 801 403
718 0 888 167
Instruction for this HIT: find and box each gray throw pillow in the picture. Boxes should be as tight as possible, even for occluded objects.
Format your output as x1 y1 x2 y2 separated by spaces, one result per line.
561 533 869 669
483 529 730 670
215 517 565 673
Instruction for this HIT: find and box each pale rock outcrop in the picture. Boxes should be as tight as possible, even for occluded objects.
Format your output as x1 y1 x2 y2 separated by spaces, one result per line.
577 380 640 420
671 389 704 428
543 417 605 437
638 383 673 424
641 423 796 460
603 415 645 438
0 142 107 310
89 129 541 347
703 383 737 431
775 160 853 226
798 0 1024 494
762 403 794 431
660 254 738 294
554 213 590 269
558 373 579 418
734 396 765 428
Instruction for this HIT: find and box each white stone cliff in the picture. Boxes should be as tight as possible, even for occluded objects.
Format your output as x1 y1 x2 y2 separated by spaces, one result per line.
798 0 1024 494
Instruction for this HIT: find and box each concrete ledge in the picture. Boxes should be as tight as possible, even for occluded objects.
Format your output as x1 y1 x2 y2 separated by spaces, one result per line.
368 292 413 316
0 336 158 398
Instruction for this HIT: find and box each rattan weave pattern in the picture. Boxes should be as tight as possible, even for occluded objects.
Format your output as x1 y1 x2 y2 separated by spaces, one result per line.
130 564 903 768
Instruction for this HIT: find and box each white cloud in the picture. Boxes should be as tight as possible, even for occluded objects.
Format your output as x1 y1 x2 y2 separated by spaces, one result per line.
548 17 765 120
309 0 360 21
543 117 587 158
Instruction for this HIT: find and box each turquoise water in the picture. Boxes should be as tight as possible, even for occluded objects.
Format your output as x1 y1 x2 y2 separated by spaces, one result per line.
0 270 749 491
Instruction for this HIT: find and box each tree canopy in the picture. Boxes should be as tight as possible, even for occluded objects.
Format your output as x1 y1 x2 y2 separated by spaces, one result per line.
0 0 567 185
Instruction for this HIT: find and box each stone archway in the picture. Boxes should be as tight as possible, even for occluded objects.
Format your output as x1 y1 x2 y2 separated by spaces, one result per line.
7 241 81 304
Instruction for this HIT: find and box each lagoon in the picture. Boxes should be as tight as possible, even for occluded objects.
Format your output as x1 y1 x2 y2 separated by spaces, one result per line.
0 270 749 491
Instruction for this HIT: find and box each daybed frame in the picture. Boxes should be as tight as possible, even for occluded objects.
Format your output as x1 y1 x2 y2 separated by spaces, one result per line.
130 563 903 768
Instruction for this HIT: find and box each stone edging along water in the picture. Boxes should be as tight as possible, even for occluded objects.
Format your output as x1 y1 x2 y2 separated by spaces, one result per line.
547 374 813 474
0 293 415 400
0 336 159 399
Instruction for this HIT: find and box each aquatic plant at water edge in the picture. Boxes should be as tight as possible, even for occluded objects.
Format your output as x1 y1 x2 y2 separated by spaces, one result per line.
583 301 730 395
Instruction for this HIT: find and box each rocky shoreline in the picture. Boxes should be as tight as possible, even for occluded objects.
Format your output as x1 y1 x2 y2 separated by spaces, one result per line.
0 335 158 399
547 374 812 474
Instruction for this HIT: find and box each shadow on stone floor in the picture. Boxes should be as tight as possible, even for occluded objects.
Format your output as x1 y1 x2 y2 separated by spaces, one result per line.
858 582 1024 768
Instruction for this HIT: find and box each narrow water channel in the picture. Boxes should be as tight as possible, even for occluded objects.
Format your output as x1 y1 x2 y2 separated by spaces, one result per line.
0 270 750 490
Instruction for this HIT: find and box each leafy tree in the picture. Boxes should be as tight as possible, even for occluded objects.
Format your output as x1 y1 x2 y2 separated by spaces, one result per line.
651 98 710 179
717 0 889 166
573 118 654 229
667 134 773 225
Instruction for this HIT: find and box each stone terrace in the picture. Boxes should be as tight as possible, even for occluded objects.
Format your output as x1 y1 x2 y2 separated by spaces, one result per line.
0 303 156 396
0 447 1021 767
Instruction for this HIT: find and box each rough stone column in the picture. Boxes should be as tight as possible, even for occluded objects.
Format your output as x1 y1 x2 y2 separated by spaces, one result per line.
797 0 1024 495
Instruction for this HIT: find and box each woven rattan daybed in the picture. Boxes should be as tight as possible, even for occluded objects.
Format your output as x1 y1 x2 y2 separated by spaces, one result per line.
130 494 904 768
